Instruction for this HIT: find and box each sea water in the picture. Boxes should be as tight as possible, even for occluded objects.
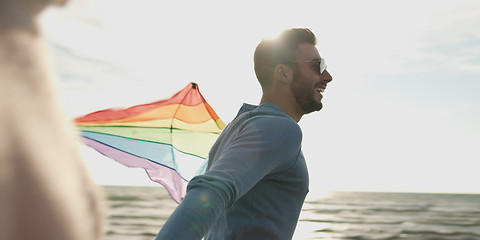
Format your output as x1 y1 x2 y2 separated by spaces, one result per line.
104 186 480 240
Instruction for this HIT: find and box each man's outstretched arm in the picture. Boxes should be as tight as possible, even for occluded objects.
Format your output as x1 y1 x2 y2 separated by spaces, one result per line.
155 178 227 239
156 113 302 239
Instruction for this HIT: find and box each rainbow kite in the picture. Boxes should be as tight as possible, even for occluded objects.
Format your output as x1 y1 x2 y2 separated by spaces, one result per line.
75 82 225 203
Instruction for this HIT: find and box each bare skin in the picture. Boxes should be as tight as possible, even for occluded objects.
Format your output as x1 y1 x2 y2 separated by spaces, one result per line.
0 1 104 239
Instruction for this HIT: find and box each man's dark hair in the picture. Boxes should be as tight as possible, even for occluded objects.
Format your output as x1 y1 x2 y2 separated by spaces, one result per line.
254 28 317 88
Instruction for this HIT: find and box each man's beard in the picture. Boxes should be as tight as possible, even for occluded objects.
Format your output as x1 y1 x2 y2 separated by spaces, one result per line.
290 72 323 114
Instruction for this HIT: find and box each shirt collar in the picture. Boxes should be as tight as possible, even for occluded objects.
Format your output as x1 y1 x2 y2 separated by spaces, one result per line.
235 102 284 118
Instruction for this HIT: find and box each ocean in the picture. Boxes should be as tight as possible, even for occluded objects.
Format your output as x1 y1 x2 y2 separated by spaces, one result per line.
104 186 480 240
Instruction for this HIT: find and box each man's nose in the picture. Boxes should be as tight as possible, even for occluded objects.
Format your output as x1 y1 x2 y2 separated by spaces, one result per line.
322 70 333 83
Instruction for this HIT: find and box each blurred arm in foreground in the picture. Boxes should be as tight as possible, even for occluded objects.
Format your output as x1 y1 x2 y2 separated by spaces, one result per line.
0 0 105 239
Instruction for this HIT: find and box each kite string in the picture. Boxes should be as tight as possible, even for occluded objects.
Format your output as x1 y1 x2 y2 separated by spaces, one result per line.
168 83 195 172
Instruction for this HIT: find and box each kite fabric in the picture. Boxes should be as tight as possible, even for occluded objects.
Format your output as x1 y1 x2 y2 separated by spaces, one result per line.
75 82 225 203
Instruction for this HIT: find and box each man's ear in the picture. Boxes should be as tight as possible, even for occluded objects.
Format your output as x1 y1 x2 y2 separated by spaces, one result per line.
273 64 293 84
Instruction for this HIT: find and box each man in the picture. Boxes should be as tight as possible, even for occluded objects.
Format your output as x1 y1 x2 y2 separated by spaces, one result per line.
0 1 104 239
156 28 333 239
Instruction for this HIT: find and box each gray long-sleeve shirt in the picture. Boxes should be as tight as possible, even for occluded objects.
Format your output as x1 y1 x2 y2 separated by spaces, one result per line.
156 103 309 239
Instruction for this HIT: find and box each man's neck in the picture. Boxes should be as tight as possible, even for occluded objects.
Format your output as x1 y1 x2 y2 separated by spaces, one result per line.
260 96 303 122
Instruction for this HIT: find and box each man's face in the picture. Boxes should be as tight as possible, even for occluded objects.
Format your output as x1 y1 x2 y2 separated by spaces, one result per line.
290 43 333 114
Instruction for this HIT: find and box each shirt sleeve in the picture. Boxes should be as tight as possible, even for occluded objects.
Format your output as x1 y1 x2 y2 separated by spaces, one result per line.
155 115 302 239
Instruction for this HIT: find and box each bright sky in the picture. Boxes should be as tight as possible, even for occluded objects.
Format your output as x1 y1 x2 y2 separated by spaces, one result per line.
40 0 480 196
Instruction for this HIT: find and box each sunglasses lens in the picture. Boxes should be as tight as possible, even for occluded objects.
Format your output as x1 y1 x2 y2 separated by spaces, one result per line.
320 58 327 74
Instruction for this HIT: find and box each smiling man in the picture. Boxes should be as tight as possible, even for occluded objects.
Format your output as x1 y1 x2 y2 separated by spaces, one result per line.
156 28 333 240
